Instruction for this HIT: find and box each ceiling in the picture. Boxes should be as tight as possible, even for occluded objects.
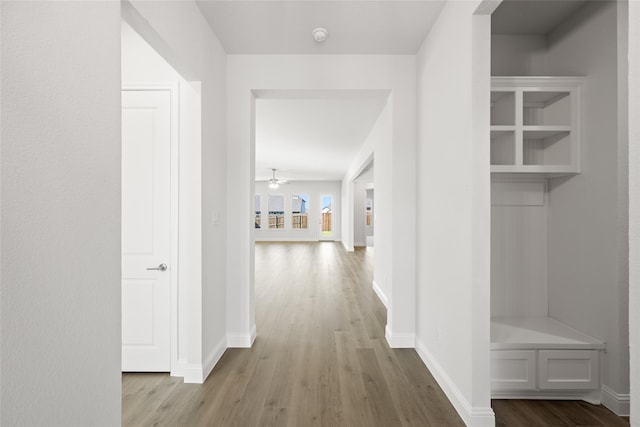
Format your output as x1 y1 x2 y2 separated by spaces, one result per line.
491 0 588 35
197 0 589 183
196 1 443 183
196 1 446 55
255 96 387 182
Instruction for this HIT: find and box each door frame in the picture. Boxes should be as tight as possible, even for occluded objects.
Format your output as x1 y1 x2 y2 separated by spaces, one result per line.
122 82 180 376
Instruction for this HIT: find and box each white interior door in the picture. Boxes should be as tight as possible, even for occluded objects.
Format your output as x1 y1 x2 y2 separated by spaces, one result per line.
121 89 171 372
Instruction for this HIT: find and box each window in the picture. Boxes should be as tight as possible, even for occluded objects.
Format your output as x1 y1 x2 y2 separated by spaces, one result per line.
292 194 308 229
321 195 333 236
268 195 285 229
255 195 261 229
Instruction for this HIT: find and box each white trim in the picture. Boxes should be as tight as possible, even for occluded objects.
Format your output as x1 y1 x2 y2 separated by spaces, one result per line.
341 239 354 252
491 389 601 405
227 324 257 348
122 83 181 378
372 280 388 308
255 237 320 242
385 325 415 348
601 385 631 416
202 336 228 382
180 362 204 384
415 337 495 427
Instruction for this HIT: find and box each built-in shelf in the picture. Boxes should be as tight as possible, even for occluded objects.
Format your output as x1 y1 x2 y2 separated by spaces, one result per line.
491 77 585 175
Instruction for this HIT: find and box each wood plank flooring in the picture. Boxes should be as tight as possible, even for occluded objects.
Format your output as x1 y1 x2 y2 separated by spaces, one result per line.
123 242 630 427
493 399 629 426
123 242 463 426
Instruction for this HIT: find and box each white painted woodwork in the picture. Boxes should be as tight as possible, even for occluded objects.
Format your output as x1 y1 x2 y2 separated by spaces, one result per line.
490 177 606 399
122 89 172 372
491 317 606 351
538 350 600 390
490 318 603 396
491 179 548 317
490 77 584 174
491 350 537 391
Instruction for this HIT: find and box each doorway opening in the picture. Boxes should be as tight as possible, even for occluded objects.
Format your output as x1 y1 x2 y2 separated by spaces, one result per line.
121 18 203 382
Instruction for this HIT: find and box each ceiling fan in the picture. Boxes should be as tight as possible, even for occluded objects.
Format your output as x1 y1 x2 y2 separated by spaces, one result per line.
267 168 289 189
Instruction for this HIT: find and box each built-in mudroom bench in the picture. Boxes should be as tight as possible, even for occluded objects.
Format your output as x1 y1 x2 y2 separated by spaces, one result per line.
491 317 605 402
490 76 607 404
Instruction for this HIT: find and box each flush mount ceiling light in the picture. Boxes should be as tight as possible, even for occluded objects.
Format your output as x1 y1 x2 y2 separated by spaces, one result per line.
312 28 328 43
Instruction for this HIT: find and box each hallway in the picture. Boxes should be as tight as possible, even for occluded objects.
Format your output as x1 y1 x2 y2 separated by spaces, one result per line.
123 242 464 426
122 242 632 426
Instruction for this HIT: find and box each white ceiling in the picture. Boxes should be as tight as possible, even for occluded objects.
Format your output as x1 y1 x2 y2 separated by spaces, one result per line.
255 95 388 182
196 1 446 55
196 1 443 183
197 0 588 183
491 0 588 35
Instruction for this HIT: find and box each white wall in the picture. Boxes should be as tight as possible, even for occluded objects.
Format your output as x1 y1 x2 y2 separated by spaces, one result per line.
491 34 546 76
123 0 228 380
353 182 366 247
343 100 391 306
628 1 639 424
227 56 416 349
254 181 341 241
1 2 122 424
493 1 630 412
491 179 548 318
415 1 494 425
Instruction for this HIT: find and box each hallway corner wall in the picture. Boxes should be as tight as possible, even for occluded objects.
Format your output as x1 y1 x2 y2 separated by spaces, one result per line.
415 1 493 425
1 2 122 424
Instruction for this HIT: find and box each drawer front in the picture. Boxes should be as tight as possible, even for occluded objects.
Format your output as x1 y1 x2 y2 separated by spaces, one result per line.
491 350 537 391
538 350 599 390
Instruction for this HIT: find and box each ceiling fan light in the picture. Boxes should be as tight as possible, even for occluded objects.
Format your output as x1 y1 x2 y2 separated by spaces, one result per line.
269 182 279 189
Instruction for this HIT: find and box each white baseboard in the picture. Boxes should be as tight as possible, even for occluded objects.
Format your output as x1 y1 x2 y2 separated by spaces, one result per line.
202 336 227 382
173 359 204 384
601 384 630 416
491 390 601 405
385 325 415 348
341 240 354 252
372 280 388 308
415 337 495 427
256 237 319 242
227 324 257 348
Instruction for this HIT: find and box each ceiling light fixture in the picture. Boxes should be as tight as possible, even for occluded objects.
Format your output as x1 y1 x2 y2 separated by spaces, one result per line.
312 28 328 43
268 168 289 189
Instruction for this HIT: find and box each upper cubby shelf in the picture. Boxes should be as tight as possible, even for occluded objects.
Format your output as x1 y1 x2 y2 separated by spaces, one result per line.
490 77 585 175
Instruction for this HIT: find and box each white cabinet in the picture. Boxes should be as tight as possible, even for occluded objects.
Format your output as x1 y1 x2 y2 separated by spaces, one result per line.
490 318 604 401
491 77 585 175
538 350 600 390
491 350 537 391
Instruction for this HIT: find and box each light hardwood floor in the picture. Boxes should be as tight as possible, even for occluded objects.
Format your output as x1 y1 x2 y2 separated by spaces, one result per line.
123 242 630 426
123 242 464 426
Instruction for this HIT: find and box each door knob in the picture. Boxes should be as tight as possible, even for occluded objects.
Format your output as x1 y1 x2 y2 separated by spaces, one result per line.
146 263 167 271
